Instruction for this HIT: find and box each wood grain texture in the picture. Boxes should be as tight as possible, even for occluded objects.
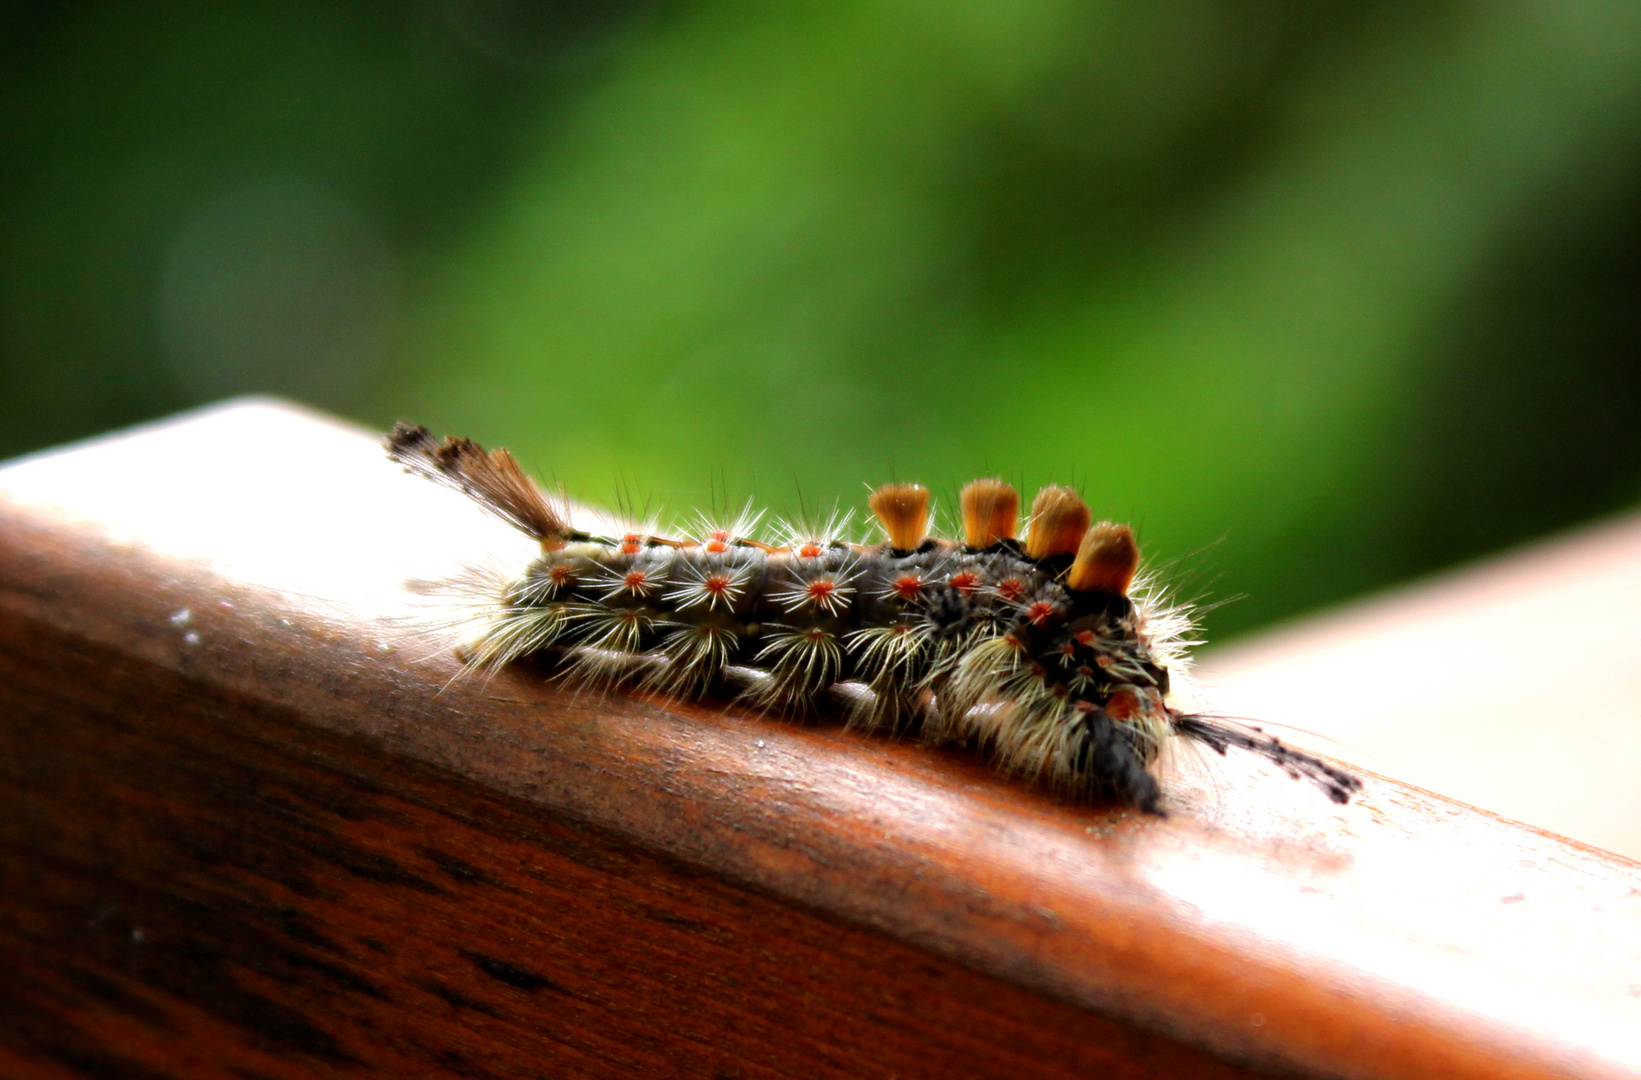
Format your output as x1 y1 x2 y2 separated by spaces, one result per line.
2 398 1639 1080
0 616 1230 1080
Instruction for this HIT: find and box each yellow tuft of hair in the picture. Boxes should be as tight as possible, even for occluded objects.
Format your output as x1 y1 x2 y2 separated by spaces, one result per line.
1024 486 1090 559
959 479 1019 548
868 483 931 552
1067 521 1140 595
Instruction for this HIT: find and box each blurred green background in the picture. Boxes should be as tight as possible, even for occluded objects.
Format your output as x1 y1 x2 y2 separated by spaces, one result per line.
4 1 1641 639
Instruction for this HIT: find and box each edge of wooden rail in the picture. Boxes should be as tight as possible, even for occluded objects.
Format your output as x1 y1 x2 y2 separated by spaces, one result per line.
3 398 1639 1080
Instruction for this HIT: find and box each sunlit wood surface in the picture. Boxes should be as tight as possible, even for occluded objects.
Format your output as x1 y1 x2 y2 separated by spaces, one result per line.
2 398 1638 1080
1202 504 1641 861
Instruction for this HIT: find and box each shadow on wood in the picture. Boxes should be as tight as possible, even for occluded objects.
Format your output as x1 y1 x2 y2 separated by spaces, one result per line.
1 399 1637 1079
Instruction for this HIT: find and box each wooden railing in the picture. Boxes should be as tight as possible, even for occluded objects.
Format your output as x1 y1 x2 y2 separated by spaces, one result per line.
2 399 1637 1080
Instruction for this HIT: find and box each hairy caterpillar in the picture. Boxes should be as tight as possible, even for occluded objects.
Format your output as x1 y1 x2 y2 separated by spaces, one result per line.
388 423 1359 814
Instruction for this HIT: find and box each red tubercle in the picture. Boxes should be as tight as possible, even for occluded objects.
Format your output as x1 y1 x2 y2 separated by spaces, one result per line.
1026 601 1059 627
996 578 1025 602
891 574 923 602
948 571 981 597
798 543 825 559
624 570 649 593
703 575 732 595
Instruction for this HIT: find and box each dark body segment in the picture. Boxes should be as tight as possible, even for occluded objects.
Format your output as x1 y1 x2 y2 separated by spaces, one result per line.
490 540 1175 811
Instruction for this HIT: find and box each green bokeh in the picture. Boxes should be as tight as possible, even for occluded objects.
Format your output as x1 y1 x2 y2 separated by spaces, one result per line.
5 1 1641 639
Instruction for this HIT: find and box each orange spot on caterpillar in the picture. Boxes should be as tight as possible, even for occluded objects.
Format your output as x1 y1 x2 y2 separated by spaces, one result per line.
891 574 923 601
798 543 825 559
1106 688 1141 721
1075 630 1097 647
705 540 729 553
1026 601 1058 627
624 570 648 592
711 529 731 542
949 571 980 596
807 579 837 604
996 578 1025 602
1096 653 1115 668
703 575 732 595
548 564 576 587
622 541 642 555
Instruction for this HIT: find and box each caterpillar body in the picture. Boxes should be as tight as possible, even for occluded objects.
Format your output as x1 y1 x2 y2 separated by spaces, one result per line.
388 422 1359 814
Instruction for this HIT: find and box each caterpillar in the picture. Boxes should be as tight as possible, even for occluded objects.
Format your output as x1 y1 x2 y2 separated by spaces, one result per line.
387 422 1360 815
